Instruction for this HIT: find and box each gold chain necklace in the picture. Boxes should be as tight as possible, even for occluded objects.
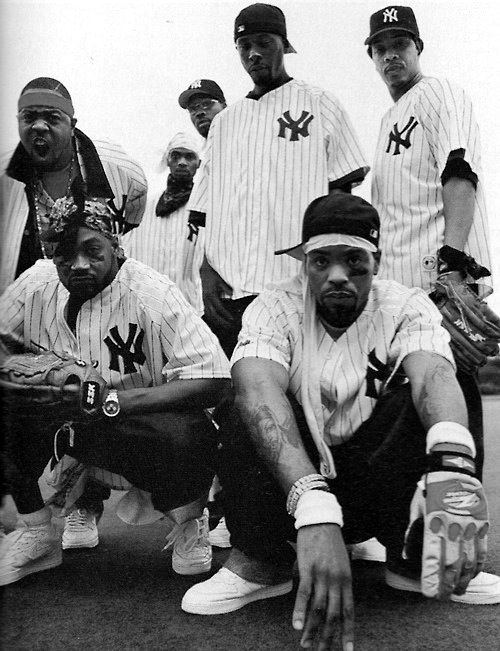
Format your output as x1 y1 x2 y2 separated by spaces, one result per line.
33 154 75 258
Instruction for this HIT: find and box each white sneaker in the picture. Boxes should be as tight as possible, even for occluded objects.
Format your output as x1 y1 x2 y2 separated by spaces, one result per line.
165 508 212 576
62 509 99 550
0 522 62 586
385 569 500 605
182 567 293 615
349 538 386 563
208 516 232 548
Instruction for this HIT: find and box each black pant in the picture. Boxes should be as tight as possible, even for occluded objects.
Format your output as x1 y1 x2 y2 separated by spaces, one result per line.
215 384 483 572
5 411 218 515
203 295 257 359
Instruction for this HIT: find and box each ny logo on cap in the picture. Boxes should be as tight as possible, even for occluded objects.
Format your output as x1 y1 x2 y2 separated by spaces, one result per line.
237 24 245 32
190 80 202 89
383 7 398 22
370 229 378 239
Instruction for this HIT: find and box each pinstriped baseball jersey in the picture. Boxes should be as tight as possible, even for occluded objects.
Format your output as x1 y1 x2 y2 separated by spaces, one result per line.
188 79 369 298
123 191 204 314
0 135 147 293
372 77 492 292
0 258 230 389
124 191 188 282
232 274 453 445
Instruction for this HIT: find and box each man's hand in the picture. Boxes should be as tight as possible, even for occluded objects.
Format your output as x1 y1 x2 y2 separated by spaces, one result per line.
293 524 354 651
200 257 234 329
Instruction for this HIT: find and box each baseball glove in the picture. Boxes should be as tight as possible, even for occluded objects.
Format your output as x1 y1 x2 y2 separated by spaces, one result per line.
430 271 500 374
0 349 107 419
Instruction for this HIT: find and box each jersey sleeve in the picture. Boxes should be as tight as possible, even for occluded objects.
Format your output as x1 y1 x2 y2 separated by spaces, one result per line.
159 284 230 381
231 290 294 371
0 271 29 349
320 91 369 187
389 288 455 368
187 135 211 215
418 79 481 178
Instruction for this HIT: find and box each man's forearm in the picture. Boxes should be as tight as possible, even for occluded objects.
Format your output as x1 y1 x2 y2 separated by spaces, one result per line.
442 177 476 251
118 378 230 414
235 386 317 494
403 351 468 430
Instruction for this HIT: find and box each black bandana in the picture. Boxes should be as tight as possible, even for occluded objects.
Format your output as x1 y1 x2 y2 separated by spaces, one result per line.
155 174 193 218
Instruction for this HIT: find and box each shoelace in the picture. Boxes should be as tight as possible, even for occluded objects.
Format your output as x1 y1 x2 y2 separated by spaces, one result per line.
163 516 208 553
66 510 91 529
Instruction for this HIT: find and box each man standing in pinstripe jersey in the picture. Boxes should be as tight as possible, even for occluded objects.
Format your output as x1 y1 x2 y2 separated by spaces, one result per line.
366 6 500 602
188 3 369 357
0 77 148 550
125 132 202 308
0 197 230 587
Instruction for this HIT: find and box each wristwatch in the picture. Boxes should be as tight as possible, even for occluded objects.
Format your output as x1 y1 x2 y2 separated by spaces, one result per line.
102 389 121 417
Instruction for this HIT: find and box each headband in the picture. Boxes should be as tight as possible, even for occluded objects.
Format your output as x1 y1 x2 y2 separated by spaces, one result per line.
18 89 75 117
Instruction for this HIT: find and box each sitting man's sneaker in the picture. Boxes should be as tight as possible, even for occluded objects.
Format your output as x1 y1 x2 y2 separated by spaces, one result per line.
385 569 500 605
208 516 232 548
0 521 62 586
164 508 212 575
349 537 386 563
182 567 293 614
62 508 99 550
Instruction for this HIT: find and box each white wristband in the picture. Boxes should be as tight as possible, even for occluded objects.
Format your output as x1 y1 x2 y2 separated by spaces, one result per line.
294 490 343 530
426 421 475 457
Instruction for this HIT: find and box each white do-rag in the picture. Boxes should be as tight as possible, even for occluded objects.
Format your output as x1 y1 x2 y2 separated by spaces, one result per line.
158 131 202 172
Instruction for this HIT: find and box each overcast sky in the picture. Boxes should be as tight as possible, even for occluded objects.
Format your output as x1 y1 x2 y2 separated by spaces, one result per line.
2 0 500 306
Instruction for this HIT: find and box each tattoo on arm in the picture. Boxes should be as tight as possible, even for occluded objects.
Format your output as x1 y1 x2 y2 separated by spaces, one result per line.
415 360 459 427
245 403 301 465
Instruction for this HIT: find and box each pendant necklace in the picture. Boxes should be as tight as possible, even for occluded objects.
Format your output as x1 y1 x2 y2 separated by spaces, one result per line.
33 154 75 258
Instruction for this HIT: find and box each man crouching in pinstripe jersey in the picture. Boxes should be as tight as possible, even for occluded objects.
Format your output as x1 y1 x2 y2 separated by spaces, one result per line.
182 193 497 649
0 77 148 550
0 196 230 587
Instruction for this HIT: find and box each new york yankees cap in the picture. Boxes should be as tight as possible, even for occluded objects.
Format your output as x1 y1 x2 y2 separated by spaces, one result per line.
365 6 420 45
178 79 226 109
234 3 296 54
276 193 380 260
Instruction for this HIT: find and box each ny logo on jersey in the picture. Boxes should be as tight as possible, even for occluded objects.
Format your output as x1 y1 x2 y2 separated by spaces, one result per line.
386 116 419 155
189 80 202 89
104 323 146 374
383 7 398 22
365 349 391 399
277 110 314 141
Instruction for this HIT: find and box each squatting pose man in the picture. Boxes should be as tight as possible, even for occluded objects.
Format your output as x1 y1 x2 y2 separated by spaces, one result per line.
0 196 230 587
183 193 494 649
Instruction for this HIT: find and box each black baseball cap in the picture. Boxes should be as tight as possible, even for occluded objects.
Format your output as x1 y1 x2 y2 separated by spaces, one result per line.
234 3 296 54
178 79 226 109
365 6 420 45
276 194 380 260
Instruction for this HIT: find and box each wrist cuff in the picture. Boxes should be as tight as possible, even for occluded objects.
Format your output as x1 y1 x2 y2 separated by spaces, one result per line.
294 490 343 530
426 421 475 457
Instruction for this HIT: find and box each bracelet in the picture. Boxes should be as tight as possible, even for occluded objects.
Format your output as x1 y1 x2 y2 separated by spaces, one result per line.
286 474 330 516
426 421 475 457
294 490 343 530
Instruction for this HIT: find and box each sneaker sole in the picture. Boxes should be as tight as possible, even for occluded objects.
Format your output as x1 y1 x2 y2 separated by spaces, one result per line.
0 551 62 587
208 534 232 549
62 537 99 550
385 569 500 605
173 558 212 576
351 550 386 562
181 580 293 615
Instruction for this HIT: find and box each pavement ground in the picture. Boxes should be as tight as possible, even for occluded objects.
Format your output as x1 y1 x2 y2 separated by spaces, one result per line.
1 398 500 650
